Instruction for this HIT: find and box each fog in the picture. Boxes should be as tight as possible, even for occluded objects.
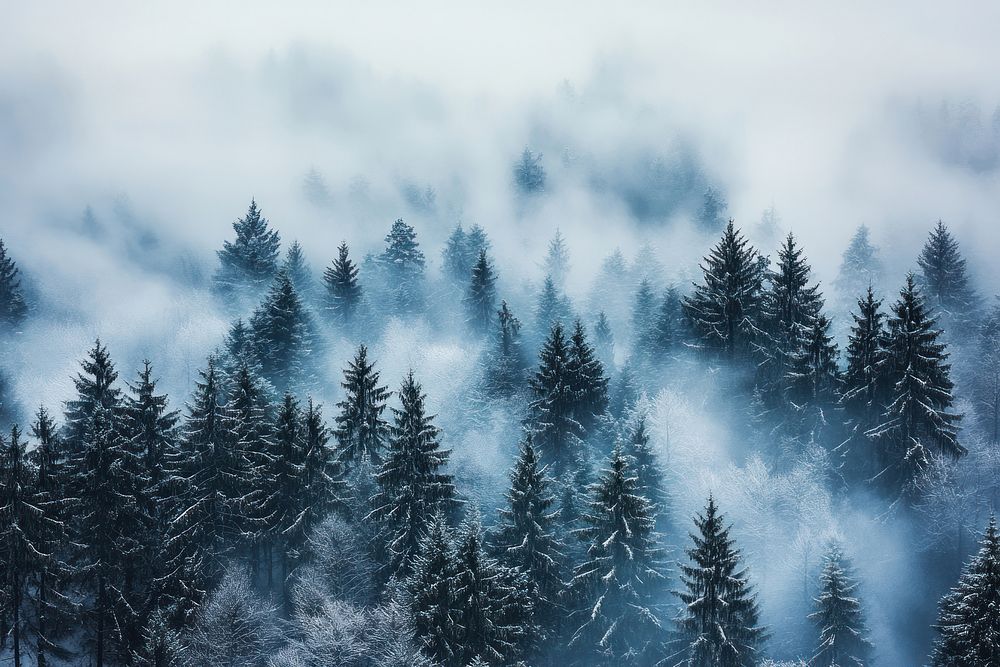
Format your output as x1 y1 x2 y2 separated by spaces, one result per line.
2 3 999 665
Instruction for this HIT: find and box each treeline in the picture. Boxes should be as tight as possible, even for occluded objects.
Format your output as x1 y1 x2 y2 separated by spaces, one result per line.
0 202 999 666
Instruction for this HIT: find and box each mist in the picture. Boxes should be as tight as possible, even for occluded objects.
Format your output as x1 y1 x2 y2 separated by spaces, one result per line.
2 3 1000 666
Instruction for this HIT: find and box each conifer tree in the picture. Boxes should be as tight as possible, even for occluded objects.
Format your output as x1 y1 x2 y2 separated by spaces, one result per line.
282 240 315 301
214 199 281 304
673 495 765 667
452 515 534 665
442 225 470 285
408 512 460 665
624 416 671 537
513 147 546 195
567 319 609 435
370 371 458 580
323 241 362 326
0 238 27 326
809 544 872 667
334 345 391 466
528 322 583 476
593 311 615 371
697 186 728 231
609 363 640 420
543 229 570 288
466 224 491 261
123 361 179 500
652 285 684 361
63 339 123 451
484 300 527 398
841 287 891 441
464 249 498 335
932 516 1000 666
568 447 667 663
631 278 658 362
219 317 263 387
786 313 840 408
972 299 1000 444
249 270 317 393
535 274 572 333
834 225 883 309
300 397 344 539
917 220 979 325
494 436 565 633
683 221 764 360
380 218 426 315
263 393 307 602
868 275 964 494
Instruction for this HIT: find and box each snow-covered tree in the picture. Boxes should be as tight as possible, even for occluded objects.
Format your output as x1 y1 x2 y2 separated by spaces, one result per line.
323 241 362 327
63 339 123 451
334 345 391 467
593 310 615 370
528 322 584 476
971 299 1000 443
631 278 659 362
370 371 458 580
567 447 667 664
683 221 765 360
917 220 979 327
0 238 27 327
809 544 872 667
543 229 570 288
673 495 765 667
249 270 318 393
535 274 572 334
932 516 1000 666
697 186 727 231
624 415 671 537
282 240 315 302
214 200 281 306
464 249 498 335
379 218 426 315
407 512 461 665
513 147 546 195
567 319 609 435
483 300 528 398
834 225 883 309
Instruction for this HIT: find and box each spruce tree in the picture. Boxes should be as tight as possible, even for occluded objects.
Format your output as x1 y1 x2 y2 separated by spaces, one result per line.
219 317 264 388
673 495 765 667
464 249 498 335
786 313 840 409
301 398 344 534
63 339 123 451
494 436 565 634
452 515 534 665
972 299 1000 444
868 275 964 494
370 371 458 580
652 285 684 362
380 218 426 315
609 363 640 420
834 225 883 309
917 220 979 325
513 147 546 195
334 345 391 466
528 322 583 476
631 278 658 362
122 361 179 501
0 238 27 326
567 447 667 663
682 221 764 360
483 300 527 398
593 311 615 371
624 415 671 537
249 269 317 393
323 241 362 326
841 287 891 446
697 186 728 231
535 274 572 336
543 229 570 288
442 225 470 285
567 319 609 435
282 240 315 301
408 512 460 665
932 516 1000 666
214 199 281 305
809 544 872 667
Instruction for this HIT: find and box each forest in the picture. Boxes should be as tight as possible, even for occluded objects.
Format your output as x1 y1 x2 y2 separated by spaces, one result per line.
1 192 998 666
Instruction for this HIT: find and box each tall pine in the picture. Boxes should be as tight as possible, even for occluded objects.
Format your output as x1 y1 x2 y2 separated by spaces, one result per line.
323 241 362 326
0 238 28 326
917 220 979 326
809 544 872 667
214 200 281 306
334 345 391 466
464 249 498 335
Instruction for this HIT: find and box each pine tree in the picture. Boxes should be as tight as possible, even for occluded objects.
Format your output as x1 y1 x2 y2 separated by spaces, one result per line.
528 322 584 476
219 317 263 387
841 287 891 447
567 447 667 663
0 238 28 326
624 415 671 537
631 278 658 362
264 393 307 604
123 361 179 502
609 363 640 420
917 220 979 326
63 339 123 451
834 225 883 309
214 199 281 304
323 241 362 326
567 319 609 435
543 229 570 288
697 186 728 231
483 300 527 398
535 274 572 333
494 436 565 634
786 314 840 410
651 285 684 362
452 515 534 665
673 495 765 667
282 240 315 301
301 398 344 534
249 270 317 393
513 147 546 195
809 544 872 667
380 218 426 315
593 311 615 371
972 299 1000 444
464 249 498 335
932 516 1000 666
442 225 470 285
370 371 458 580
334 345 391 466
71 405 150 665
407 512 460 665
683 221 765 360
868 275 964 494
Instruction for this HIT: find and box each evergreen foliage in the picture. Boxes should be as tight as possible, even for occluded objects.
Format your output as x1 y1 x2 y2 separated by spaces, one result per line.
334 345 391 466
323 241 362 326
214 200 281 304
809 544 872 667
464 249 498 335
0 238 28 326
